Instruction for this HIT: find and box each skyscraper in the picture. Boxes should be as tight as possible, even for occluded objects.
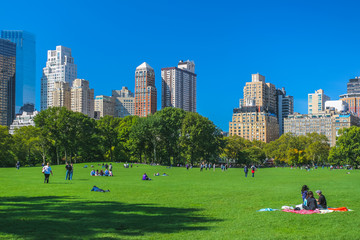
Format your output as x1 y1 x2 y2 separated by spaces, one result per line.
52 81 71 110
229 74 279 143
94 95 115 118
135 62 157 117
161 60 196 112
112 87 135 118
1 30 36 112
308 89 330 114
0 39 16 126
276 88 294 136
340 77 360 117
71 79 94 118
240 73 277 114
41 46 77 110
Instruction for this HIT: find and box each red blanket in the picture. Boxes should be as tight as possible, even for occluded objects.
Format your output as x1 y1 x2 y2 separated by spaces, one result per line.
282 209 320 214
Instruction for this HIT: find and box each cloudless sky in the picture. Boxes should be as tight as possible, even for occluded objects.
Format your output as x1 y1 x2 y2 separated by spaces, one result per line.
1 0 360 130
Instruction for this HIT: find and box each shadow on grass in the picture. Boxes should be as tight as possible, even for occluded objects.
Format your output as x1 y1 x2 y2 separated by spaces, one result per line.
0 196 220 239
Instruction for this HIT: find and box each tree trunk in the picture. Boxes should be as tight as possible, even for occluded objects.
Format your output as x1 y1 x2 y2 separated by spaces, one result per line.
56 146 60 165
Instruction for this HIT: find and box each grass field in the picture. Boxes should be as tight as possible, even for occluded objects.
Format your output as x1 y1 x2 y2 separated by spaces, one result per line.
0 163 359 240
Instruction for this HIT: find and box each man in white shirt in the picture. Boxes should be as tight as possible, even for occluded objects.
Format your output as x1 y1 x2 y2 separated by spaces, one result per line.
42 162 53 183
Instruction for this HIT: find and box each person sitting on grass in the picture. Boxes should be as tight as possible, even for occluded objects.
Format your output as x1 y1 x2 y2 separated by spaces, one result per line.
154 172 160 176
109 170 113 176
142 173 151 180
303 191 317 210
104 169 109 176
90 170 95 176
95 170 99 176
301 185 309 203
162 173 169 176
99 170 104 176
316 190 327 209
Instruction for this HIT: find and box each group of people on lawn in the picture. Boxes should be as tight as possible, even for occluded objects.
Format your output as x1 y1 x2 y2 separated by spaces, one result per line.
301 185 327 210
90 163 113 176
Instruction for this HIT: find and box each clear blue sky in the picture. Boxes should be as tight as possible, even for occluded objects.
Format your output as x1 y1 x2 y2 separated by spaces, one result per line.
1 0 360 130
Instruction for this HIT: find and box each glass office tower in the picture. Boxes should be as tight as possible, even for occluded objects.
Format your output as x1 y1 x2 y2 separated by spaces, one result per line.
1 30 36 113
0 39 16 126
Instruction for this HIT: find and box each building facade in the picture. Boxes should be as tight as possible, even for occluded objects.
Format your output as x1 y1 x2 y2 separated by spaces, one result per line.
0 39 16 126
1 30 36 112
308 89 330 114
230 74 279 143
71 79 94 117
9 110 38 134
161 60 196 112
240 73 277 114
112 87 134 118
135 62 157 117
284 110 360 146
339 77 360 117
94 95 115 118
52 81 71 110
41 46 77 110
229 106 279 142
276 88 294 136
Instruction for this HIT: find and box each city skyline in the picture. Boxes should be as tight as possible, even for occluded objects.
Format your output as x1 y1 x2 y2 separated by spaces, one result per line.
2 1 360 130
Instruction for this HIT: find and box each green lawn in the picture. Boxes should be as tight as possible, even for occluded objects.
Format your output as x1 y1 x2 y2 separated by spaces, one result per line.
0 164 359 239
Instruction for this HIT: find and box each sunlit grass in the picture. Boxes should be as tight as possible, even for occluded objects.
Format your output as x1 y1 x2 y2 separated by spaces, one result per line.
0 164 358 239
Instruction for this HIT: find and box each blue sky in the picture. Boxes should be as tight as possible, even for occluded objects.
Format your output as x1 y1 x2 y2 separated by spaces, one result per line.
1 0 360 130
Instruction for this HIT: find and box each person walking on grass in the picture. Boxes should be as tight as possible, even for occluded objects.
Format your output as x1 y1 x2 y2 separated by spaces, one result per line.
213 163 216 171
244 165 248 177
42 162 53 183
16 161 20 170
70 163 74 180
65 162 71 180
251 165 256 177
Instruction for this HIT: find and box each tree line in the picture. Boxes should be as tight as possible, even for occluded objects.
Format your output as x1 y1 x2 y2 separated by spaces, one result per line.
0 106 359 167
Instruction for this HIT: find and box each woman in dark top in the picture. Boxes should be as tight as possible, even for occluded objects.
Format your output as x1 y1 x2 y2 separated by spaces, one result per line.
304 191 318 210
301 185 309 202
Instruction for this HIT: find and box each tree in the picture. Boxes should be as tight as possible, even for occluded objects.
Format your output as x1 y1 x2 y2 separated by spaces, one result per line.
0 126 15 167
154 107 186 165
96 115 122 162
180 112 222 164
304 132 330 165
329 126 360 167
222 136 249 164
12 126 41 166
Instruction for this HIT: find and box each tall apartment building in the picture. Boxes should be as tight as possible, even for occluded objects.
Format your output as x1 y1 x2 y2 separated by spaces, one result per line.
94 95 115 118
71 79 94 117
240 73 277 114
230 74 279 143
308 89 330 114
276 88 294 136
52 81 71 110
112 87 134 118
0 39 16 126
135 62 157 117
284 109 360 146
1 30 36 112
229 106 279 142
41 46 77 110
340 77 360 117
161 60 196 112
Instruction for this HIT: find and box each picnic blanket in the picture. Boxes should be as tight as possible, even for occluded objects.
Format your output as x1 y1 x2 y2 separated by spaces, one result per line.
328 207 349 212
282 209 320 214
